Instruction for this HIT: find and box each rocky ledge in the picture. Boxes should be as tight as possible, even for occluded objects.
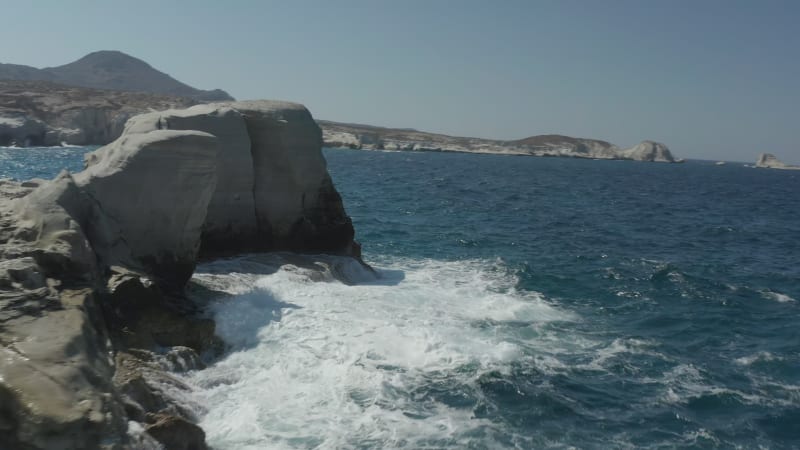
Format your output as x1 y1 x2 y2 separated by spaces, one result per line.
320 120 681 162
0 101 358 449
755 153 800 170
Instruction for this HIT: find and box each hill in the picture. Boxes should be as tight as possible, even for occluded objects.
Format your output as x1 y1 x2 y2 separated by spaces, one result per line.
0 50 233 102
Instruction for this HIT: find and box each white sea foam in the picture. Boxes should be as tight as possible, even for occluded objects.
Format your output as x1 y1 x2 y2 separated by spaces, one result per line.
734 351 781 366
182 255 574 449
654 363 798 408
761 290 796 303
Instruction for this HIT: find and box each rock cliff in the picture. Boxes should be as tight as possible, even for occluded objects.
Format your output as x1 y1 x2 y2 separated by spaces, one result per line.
320 120 680 162
0 102 358 449
0 80 197 147
755 153 800 170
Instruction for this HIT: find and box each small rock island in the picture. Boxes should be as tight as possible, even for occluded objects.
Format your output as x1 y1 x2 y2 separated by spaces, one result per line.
755 153 800 170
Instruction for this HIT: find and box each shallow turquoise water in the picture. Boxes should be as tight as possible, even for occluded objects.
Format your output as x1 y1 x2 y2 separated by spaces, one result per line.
3 146 799 448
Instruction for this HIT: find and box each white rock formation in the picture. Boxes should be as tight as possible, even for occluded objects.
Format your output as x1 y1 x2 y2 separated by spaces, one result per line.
619 141 677 162
88 101 357 256
0 100 359 448
76 130 219 287
106 104 257 252
755 153 800 170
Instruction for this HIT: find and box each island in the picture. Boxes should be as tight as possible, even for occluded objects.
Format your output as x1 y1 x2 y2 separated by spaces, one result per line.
755 153 800 170
321 120 681 162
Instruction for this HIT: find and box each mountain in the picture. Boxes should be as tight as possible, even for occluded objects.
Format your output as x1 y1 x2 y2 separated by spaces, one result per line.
0 50 233 102
319 120 680 162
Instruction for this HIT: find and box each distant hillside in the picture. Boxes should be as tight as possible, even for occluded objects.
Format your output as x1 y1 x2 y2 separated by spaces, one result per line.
0 50 233 102
0 79 197 146
319 120 680 162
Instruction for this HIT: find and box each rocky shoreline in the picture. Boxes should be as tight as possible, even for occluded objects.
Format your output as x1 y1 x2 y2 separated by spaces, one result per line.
320 120 681 162
1 79 680 163
0 101 360 449
0 80 198 147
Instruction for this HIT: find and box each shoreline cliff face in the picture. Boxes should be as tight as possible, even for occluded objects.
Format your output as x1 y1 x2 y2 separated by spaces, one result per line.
320 120 681 163
0 101 358 449
0 80 198 147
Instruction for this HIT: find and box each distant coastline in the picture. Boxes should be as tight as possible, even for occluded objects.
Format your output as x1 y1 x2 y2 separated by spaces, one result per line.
320 120 680 163
1 50 679 163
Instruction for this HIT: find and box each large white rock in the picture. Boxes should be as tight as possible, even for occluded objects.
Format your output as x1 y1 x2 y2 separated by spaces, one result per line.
76 130 219 287
620 141 676 162
102 104 258 252
225 100 353 252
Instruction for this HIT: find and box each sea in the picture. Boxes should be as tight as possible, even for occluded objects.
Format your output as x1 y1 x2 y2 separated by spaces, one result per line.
2 145 799 449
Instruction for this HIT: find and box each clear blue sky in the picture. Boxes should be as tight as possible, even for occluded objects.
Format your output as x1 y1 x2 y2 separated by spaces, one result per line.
2 0 799 163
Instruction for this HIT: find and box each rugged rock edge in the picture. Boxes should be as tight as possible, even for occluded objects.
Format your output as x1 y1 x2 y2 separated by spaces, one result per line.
0 101 359 449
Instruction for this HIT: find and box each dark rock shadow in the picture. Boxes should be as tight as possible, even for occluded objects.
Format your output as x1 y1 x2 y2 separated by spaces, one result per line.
186 281 299 355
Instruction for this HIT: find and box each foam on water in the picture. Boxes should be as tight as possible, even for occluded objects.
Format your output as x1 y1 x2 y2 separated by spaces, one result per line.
761 290 796 303
183 255 574 449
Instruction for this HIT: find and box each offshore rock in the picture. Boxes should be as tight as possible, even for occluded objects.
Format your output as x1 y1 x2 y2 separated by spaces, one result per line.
620 140 677 162
755 153 800 170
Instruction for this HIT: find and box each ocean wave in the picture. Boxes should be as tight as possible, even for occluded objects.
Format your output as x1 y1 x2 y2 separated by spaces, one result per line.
761 290 796 303
734 351 783 366
654 364 799 409
182 254 574 448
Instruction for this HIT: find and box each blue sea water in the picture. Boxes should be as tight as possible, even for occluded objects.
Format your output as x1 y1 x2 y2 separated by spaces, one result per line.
0 146 90 180
2 146 799 448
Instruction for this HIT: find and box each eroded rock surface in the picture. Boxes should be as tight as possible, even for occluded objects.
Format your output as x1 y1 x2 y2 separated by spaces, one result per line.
0 101 358 448
87 101 357 257
77 130 219 288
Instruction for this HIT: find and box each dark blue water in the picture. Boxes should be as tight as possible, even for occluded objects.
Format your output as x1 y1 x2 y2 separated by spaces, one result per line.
3 145 799 448
324 149 800 448
0 146 90 180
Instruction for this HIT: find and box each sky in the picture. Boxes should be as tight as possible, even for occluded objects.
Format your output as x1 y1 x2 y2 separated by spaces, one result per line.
2 0 799 163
